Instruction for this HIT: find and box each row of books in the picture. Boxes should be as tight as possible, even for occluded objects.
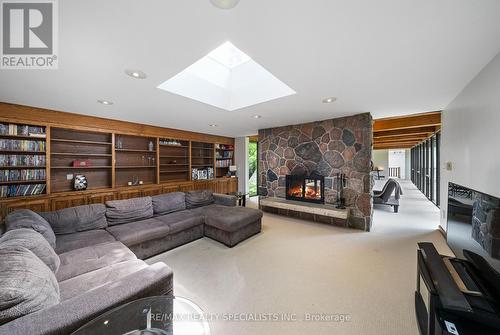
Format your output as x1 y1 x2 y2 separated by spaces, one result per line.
0 154 46 167
0 123 46 137
0 139 46 152
0 183 46 198
216 151 233 159
0 169 46 182
215 144 234 150
216 159 233 168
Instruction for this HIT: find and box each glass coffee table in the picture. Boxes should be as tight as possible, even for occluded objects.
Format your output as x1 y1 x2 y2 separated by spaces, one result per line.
72 296 210 335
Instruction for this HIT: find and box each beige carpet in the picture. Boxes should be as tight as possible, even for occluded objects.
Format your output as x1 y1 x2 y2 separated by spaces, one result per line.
147 180 451 335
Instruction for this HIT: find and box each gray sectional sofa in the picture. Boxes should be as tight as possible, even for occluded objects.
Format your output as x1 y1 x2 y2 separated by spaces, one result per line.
0 190 263 335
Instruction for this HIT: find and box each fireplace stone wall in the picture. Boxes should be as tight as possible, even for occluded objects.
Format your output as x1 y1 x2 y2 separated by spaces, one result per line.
258 113 373 231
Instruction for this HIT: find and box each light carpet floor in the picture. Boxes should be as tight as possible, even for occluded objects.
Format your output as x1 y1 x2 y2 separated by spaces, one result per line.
147 179 452 335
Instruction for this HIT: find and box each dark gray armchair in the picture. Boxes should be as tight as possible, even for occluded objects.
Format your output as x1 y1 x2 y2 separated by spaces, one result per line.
373 179 403 212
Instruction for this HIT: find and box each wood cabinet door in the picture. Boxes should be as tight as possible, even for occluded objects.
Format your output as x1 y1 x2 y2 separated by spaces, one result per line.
162 185 179 194
5 199 50 214
88 192 115 205
178 183 194 192
228 178 238 193
116 189 142 200
142 186 163 197
50 195 87 211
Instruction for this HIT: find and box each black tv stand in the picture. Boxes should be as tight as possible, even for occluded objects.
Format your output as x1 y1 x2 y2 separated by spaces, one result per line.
415 242 500 335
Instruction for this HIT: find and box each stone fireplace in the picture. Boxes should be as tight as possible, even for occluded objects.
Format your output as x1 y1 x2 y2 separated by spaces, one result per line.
285 175 325 204
258 113 373 231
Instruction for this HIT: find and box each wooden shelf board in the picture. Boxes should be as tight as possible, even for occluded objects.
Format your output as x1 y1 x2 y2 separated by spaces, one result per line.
0 166 46 169
115 166 156 169
51 152 112 157
160 164 188 166
159 144 189 148
0 179 46 185
115 149 156 153
51 166 112 169
52 138 112 145
0 134 46 140
191 147 213 150
160 170 189 173
192 156 214 159
159 155 188 158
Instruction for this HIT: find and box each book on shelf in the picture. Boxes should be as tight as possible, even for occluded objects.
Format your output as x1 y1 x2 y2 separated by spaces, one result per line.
0 139 46 151
0 183 46 198
216 159 232 168
0 169 46 182
0 123 46 137
0 154 46 167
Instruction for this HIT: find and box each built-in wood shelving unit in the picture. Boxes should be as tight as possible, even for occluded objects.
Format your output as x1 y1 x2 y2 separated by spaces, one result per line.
159 139 190 183
50 128 113 193
0 122 47 198
115 134 157 187
215 144 234 178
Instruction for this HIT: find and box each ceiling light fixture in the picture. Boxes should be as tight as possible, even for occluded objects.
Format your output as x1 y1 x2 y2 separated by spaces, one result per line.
252 115 262 119
209 124 218 127
97 99 113 105
210 0 240 9
125 69 147 79
322 97 337 103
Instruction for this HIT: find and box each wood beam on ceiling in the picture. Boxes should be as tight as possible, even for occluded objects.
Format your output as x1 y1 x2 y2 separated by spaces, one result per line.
373 126 437 138
373 135 429 144
373 112 441 132
374 144 415 150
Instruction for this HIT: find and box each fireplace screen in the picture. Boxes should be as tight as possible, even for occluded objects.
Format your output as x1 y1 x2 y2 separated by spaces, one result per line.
285 175 325 204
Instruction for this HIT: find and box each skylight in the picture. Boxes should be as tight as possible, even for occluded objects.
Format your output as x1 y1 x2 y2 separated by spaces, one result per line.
157 41 296 111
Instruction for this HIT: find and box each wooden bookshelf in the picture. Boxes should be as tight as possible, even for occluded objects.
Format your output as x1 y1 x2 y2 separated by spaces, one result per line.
50 128 113 193
191 141 214 180
215 144 234 178
115 134 157 187
0 122 47 198
159 139 190 183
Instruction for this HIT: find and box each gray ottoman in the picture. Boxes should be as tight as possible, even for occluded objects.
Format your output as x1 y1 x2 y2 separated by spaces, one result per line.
203 206 263 247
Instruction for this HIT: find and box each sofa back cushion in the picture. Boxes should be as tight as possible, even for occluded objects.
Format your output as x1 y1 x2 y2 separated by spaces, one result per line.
105 197 153 226
185 190 215 209
0 245 60 325
5 209 56 249
39 204 107 235
0 229 60 273
152 192 186 215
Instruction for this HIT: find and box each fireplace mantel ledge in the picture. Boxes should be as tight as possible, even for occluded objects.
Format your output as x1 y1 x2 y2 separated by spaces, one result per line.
259 197 349 220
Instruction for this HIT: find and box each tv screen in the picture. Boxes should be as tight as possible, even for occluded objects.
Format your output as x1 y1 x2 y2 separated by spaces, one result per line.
447 182 500 273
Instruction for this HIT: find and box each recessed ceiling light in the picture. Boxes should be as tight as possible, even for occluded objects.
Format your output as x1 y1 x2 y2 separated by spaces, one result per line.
97 99 113 105
209 124 218 127
210 0 240 9
125 69 147 79
252 115 262 119
322 97 337 103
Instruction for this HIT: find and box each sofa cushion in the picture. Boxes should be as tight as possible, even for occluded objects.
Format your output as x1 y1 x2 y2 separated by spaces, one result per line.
58 259 148 301
0 245 60 325
54 229 116 254
106 218 171 246
152 192 186 215
203 205 263 232
5 209 56 249
105 197 153 226
185 190 214 209
56 241 137 282
0 228 60 273
39 204 107 235
154 210 205 234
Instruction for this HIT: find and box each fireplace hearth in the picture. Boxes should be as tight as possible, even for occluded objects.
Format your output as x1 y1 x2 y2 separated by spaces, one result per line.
285 175 325 204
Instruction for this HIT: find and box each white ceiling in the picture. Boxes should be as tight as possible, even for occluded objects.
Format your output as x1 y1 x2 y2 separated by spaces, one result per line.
1 0 500 137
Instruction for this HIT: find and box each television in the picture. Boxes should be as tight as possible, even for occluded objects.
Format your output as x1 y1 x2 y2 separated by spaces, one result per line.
447 182 500 273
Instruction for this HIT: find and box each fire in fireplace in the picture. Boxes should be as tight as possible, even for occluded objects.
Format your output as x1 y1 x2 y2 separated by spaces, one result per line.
285 175 325 204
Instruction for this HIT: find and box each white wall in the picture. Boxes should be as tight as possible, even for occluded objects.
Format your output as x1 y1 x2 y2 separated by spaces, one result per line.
388 150 406 179
440 51 500 230
234 137 249 193
372 149 389 177
405 149 411 180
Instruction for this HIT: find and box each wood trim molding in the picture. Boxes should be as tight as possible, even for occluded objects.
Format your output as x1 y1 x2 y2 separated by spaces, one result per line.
0 102 234 145
373 111 441 132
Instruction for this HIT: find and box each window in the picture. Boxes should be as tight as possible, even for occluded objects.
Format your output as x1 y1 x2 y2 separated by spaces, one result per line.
410 132 440 207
